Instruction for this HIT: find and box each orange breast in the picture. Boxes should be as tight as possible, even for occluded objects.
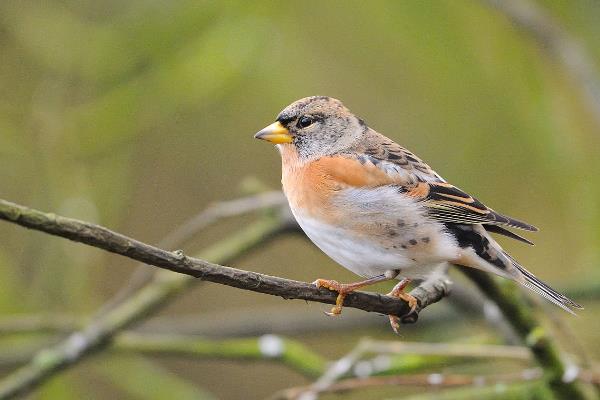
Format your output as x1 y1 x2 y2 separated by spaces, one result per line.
279 146 398 221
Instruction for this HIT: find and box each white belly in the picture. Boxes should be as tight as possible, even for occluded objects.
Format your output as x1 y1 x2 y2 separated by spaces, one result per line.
296 213 407 277
285 184 459 280
293 211 458 280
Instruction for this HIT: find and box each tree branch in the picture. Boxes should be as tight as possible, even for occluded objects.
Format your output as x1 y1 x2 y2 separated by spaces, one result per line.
0 198 451 399
0 198 449 321
0 208 286 399
94 190 287 316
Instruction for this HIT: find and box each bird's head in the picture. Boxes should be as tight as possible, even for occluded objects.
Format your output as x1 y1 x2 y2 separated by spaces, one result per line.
254 96 367 159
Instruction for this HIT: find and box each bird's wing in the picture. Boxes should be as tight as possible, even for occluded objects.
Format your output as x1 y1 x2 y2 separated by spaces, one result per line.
402 181 538 231
483 225 534 245
347 130 445 184
316 150 537 234
338 130 538 233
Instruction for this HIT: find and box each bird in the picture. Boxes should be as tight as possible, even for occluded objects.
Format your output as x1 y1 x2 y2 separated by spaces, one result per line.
253 96 582 333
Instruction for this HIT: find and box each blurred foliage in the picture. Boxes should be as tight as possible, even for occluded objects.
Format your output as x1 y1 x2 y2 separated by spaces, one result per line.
0 0 599 399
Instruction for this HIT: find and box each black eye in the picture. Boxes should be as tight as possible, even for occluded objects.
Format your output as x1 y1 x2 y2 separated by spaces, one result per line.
297 116 314 129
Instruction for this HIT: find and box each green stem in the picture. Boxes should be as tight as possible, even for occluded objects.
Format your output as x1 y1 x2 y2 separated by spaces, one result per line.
114 333 327 379
463 270 591 400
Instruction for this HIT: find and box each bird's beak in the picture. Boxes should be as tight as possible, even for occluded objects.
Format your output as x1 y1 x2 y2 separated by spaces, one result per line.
253 121 292 144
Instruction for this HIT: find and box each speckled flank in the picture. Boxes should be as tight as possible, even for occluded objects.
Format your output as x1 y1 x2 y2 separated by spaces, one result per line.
287 184 459 280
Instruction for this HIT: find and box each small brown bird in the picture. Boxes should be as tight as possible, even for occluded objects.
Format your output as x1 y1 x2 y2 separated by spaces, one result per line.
254 96 581 332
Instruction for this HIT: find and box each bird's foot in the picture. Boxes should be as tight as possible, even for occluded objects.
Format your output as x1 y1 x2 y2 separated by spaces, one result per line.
313 279 355 316
313 273 400 318
386 278 417 334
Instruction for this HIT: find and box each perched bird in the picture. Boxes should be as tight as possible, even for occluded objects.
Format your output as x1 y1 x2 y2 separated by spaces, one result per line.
254 96 581 332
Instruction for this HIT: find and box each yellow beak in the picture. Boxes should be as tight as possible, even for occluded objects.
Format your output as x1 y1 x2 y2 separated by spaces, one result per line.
254 121 292 144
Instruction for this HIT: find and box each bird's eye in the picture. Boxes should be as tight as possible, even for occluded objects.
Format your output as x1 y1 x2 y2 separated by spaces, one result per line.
297 116 314 129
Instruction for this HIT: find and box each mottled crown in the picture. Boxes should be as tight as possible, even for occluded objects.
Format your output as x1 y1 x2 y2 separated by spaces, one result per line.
276 96 367 159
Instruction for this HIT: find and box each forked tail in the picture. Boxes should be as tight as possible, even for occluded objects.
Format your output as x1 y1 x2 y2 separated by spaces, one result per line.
505 252 583 314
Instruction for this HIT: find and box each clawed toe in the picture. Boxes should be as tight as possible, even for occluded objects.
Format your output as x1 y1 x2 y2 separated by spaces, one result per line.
313 278 350 316
313 274 405 320
324 307 342 317
386 278 418 333
313 278 342 292
389 315 401 335
398 292 418 314
387 298 418 335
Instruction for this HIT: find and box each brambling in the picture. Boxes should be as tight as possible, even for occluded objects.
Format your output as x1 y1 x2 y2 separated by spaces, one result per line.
254 96 581 332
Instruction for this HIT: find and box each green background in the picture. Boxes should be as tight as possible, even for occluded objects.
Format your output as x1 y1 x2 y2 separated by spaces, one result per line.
0 1 598 398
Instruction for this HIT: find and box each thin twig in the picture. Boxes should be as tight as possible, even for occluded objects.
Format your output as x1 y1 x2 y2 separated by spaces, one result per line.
273 368 545 400
96 191 286 314
157 191 286 248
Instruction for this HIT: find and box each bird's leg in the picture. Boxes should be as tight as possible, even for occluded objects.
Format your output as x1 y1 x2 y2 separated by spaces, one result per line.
387 278 418 334
313 270 399 316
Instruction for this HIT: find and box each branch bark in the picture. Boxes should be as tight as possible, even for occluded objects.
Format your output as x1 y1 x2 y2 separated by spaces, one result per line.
0 198 449 320
0 206 286 399
0 198 451 399
94 190 287 316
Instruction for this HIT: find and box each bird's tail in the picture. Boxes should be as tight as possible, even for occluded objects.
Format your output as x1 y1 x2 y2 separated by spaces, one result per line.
450 224 582 314
504 252 583 314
